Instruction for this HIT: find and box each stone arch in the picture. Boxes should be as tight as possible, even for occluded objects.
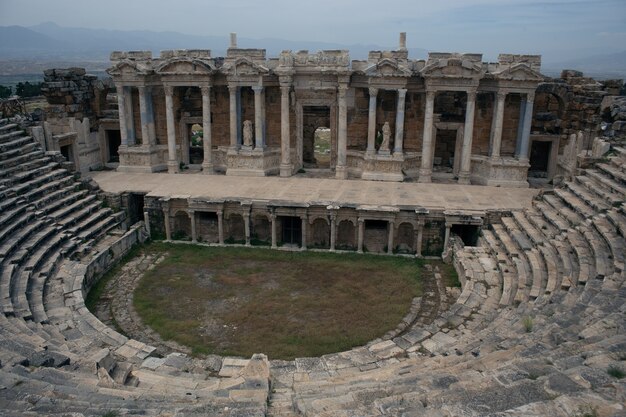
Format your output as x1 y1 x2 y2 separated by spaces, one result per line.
197 211 219 243
309 218 330 249
251 213 271 244
336 219 356 251
225 213 246 243
533 85 567 135
395 222 415 254
172 211 191 240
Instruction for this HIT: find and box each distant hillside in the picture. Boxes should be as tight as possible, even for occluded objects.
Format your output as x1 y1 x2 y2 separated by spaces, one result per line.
543 50 626 80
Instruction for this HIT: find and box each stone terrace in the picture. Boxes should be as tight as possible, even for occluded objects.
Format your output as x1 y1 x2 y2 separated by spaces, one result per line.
0 113 624 416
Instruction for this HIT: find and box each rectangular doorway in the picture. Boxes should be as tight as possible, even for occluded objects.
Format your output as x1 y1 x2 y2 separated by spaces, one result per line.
529 140 551 178
433 129 458 173
302 106 331 169
280 216 302 246
106 129 121 163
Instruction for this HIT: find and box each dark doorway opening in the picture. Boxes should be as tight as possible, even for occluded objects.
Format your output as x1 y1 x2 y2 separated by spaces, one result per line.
60 144 73 163
281 216 302 246
433 129 457 172
303 106 331 168
188 123 204 165
364 220 388 253
451 224 480 247
106 130 121 163
529 140 551 178
127 193 145 225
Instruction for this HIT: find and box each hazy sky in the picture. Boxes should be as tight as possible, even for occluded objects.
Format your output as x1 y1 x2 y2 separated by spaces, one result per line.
1 0 625 61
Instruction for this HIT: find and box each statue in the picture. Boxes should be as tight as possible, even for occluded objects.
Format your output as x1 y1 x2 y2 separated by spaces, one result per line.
379 122 391 153
243 120 253 147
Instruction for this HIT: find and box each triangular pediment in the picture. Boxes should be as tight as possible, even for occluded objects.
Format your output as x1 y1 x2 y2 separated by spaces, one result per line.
155 58 215 75
224 57 269 76
495 63 544 82
421 57 483 79
365 58 412 77
107 60 150 76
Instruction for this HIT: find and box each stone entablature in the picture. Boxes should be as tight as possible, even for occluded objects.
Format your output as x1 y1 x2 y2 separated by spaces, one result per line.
106 33 544 186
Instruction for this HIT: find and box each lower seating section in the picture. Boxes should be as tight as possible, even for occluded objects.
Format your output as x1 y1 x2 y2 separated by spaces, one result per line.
0 114 624 417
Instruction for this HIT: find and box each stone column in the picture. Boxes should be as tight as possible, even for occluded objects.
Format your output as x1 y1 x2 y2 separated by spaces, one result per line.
366 87 378 155
164 85 179 173
393 88 407 154
116 84 129 146
329 212 337 251
253 85 264 149
201 85 213 173
443 223 452 254
123 86 136 145
418 90 436 182
280 84 292 176
138 86 154 146
163 208 171 240
301 215 308 250
387 220 395 254
458 90 477 184
271 213 277 249
143 211 151 237
515 95 527 157
517 91 535 161
415 221 424 257
217 209 224 245
229 84 238 149
335 84 348 179
490 90 507 160
357 218 364 253
189 210 197 243
243 212 251 246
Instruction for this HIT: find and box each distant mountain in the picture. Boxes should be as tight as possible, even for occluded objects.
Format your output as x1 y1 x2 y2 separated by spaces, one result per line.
0 22 428 62
542 50 626 80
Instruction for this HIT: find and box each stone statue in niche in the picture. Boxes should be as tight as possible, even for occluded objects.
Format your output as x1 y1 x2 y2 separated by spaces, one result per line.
243 120 253 147
379 122 391 154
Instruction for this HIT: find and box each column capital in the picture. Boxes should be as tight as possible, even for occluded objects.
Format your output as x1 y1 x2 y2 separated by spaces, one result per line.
137 85 147 94
526 91 536 103
425 90 436 100
496 89 508 101
200 85 211 96
187 209 195 216
357 217 365 224
228 83 238 93
368 87 378 97
280 85 291 94
252 85 264 93
216 209 223 217
397 88 407 97
466 89 477 101
337 84 349 96
163 85 174 96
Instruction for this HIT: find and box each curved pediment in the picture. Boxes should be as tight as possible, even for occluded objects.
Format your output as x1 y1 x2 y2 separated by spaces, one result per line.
421 56 483 79
106 60 152 76
494 63 544 82
223 57 269 77
155 58 215 75
364 58 412 78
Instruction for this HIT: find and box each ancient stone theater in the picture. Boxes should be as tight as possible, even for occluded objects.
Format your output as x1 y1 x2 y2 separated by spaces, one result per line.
0 32 624 416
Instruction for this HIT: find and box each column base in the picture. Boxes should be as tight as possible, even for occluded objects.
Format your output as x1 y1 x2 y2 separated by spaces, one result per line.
167 160 180 174
457 171 471 184
201 162 214 174
417 168 432 183
280 163 293 177
335 165 348 179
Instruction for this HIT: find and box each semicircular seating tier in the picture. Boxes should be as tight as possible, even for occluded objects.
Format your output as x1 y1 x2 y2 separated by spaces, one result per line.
0 117 624 416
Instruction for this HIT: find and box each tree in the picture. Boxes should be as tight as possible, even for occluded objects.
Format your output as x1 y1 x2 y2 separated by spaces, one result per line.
0 85 12 99
15 82 42 98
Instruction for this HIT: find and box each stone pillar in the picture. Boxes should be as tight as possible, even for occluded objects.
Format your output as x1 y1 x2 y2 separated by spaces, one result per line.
243 211 251 246
201 85 213 173
393 89 407 154
189 210 197 243
517 91 535 161
458 90 477 184
229 85 238 149
301 216 308 250
490 90 507 160
163 208 171 241
164 85 179 173
280 84 292 176
357 218 364 253
253 85 264 149
335 84 348 179
271 213 277 249
515 95 527 157
387 220 395 254
217 209 224 245
418 90 436 182
116 84 129 146
123 86 136 145
415 221 424 257
443 223 452 254
329 212 337 251
366 87 378 154
143 211 151 237
138 86 154 146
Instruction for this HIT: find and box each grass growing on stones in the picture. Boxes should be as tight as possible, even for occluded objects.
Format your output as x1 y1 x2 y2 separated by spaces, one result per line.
133 242 424 360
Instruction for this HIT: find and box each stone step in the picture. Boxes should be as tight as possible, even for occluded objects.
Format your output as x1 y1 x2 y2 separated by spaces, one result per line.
543 193 585 227
20 175 75 204
0 141 38 163
565 180 610 212
606 208 626 239
565 229 594 284
585 169 626 198
0 135 34 154
597 162 626 185
574 175 623 206
535 200 572 231
13 168 69 196
511 211 544 246
0 123 18 134
553 187 596 219
592 215 624 272
0 129 26 145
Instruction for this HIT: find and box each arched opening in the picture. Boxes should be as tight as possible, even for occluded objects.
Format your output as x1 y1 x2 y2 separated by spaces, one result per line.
226 214 246 244
172 212 191 241
198 212 219 243
532 92 564 135
309 218 330 249
251 215 271 246
336 220 356 251
395 222 415 254
363 220 388 253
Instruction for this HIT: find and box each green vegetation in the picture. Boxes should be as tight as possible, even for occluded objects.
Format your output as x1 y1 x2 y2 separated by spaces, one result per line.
15 81 43 97
522 316 534 333
607 364 625 379
0 85 12 99
133 243 425 359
